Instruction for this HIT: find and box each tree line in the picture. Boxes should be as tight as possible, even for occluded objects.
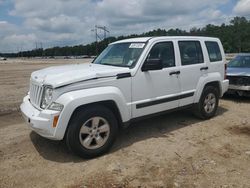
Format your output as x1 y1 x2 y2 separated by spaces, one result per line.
1 16 250 58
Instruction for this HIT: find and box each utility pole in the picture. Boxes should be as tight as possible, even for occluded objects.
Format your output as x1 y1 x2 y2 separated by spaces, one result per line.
20 44 23 58
91 27 98 55
40 42 44 57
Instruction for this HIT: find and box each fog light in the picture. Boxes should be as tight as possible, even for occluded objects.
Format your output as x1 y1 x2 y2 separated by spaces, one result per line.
53 115 59 128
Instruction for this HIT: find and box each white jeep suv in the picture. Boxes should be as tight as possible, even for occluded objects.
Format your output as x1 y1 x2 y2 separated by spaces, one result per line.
21 36 229 158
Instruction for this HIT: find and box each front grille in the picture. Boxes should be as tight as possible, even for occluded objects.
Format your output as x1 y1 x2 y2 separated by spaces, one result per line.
29 82 43 108
227 76 250 86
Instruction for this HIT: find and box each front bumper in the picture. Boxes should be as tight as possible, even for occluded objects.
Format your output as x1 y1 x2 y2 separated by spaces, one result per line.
20 95 62 140
228 84 250 91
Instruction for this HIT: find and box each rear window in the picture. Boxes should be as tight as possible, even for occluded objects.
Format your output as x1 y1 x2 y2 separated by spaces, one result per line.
178 41 204 65
205 41 222 62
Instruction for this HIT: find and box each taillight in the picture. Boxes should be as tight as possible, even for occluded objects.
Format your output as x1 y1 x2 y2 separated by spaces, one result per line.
224 63 227 80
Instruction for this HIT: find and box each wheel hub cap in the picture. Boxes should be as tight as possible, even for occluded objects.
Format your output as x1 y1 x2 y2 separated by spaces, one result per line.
203 93 216 113
79 117 110 150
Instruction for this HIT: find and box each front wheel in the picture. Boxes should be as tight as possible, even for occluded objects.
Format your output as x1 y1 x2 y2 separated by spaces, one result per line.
193 86 219 119
66 105 118 158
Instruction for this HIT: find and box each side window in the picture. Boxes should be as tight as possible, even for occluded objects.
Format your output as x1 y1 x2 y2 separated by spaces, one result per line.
147 42 175 68
205 41 222 62
178 41 204 65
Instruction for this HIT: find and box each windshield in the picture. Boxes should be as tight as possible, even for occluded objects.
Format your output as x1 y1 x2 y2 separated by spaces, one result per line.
228 55 250 68
93 42 145 67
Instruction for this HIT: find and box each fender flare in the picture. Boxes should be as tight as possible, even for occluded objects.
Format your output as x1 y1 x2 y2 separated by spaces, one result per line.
194 73 223 103
53 86 130 140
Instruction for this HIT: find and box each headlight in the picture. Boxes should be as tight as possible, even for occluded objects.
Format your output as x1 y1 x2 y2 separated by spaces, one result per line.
41 86 53 109
48 102 64 111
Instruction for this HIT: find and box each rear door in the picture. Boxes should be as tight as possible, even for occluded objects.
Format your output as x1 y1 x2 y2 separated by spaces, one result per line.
177 40 208 106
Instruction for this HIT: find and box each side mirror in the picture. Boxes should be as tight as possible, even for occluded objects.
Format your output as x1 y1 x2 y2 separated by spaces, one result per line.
141 59 163 72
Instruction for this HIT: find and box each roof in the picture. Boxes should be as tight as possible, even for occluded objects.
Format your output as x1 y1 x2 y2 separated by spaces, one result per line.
111 37 152 44
111 36 220 45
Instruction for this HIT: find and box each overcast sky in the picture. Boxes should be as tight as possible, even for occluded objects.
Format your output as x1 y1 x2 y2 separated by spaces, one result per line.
0 0 250 53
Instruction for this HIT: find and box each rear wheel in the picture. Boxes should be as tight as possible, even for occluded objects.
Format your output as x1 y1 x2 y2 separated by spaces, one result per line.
66 105 118 158
193 86 219 119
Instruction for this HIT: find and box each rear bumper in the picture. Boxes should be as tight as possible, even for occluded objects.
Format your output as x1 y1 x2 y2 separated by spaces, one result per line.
221 79 229 96
20 95 62 140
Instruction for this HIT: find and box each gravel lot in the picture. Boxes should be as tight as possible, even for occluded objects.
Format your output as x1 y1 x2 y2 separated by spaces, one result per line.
0 58 250 188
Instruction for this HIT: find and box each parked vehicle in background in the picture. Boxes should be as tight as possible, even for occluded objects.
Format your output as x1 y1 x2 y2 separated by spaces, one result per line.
226 53 250 97
0 57 7 61
20 36 229 158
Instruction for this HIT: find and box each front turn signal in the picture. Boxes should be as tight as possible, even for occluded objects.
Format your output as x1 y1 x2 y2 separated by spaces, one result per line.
53 115 59 128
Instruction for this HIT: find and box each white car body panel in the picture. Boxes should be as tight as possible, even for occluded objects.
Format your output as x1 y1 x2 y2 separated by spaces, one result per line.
20 96 61 139
31 63 130 88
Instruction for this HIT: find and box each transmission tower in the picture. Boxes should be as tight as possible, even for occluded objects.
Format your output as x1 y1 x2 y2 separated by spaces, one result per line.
95 25 109 40
91 25 110 55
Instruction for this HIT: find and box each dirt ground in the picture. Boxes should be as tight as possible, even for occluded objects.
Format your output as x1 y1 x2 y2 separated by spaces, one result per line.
0 58 250 188
0 58 87 114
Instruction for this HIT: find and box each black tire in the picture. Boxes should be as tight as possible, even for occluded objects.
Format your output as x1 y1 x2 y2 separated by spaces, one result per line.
193 86 219 119
66 104 118 158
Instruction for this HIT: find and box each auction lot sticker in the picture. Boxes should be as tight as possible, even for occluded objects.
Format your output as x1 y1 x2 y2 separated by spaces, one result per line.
129 43 145 48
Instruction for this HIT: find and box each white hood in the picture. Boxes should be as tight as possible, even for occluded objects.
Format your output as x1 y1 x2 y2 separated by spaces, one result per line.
31 63 130 88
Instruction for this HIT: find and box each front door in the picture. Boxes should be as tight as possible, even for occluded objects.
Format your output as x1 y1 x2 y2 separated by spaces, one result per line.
131 41 181 118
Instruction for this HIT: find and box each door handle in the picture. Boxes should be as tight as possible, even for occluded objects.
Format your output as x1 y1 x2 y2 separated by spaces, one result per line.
169 71 180 75
200 67 208 71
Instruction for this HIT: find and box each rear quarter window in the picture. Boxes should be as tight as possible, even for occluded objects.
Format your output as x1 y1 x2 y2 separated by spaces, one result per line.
205 41 222 62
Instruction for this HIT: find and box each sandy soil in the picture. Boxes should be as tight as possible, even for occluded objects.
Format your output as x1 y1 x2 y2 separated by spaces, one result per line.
0 59 250 188
0 58 89 114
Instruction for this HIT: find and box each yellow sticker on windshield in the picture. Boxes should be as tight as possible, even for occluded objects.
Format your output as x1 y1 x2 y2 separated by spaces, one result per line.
129 43 145 49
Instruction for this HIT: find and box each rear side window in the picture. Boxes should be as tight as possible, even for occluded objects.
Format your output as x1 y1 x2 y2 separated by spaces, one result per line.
205 41 222 62
148 42 175 68
178 41 204 65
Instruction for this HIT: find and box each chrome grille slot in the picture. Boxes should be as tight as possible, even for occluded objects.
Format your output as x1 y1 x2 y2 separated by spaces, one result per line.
29 82 43 109
37 87 42 105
